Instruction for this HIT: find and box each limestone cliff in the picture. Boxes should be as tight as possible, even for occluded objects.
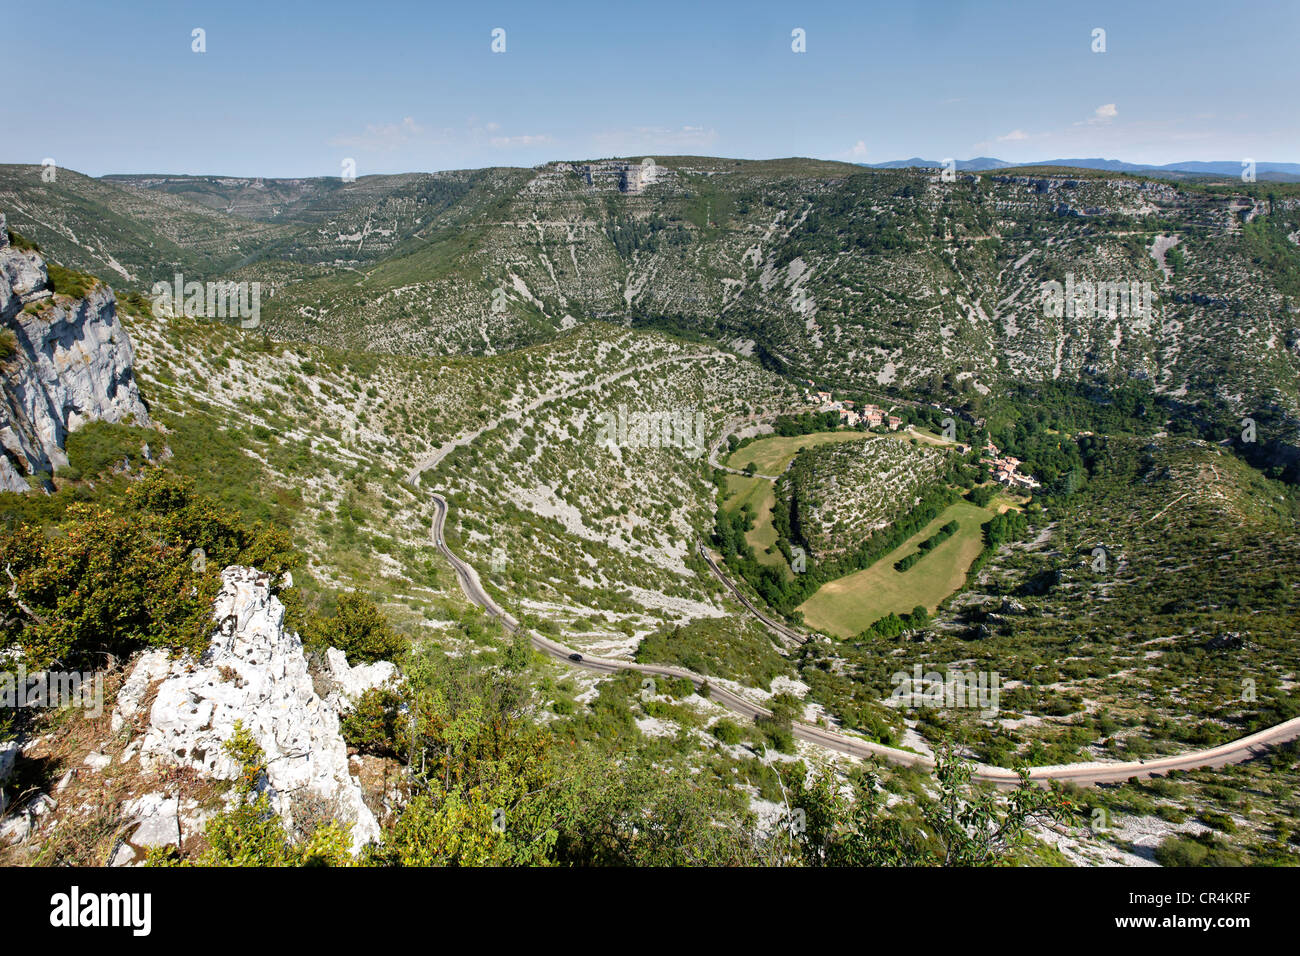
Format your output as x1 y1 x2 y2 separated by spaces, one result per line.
0 211 150 492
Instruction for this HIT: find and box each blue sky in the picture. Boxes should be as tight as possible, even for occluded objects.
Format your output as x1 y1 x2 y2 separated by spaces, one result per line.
6 0 1297 177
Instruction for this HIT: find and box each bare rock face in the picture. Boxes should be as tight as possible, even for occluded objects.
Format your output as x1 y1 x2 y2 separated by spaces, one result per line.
0 739 16 783
0 211 150 491
113 566 383 853
325 646 397 710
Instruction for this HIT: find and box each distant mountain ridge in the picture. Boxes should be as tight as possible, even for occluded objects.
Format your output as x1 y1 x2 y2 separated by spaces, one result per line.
5 155 1300 467
861 157 1300 181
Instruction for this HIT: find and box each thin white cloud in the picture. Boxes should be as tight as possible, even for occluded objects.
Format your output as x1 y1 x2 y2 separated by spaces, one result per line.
331 116 423 152
490 134 553 148
590 125 719 154
972 128 1048 152
331 117 554 156
1089 103 1118 124
971 108 1278 167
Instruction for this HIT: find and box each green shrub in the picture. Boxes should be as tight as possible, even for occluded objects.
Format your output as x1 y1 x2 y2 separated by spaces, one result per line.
1153 833 1245 867
63 420 155 481
710 719 744 745
0 470 298 668
1198 810 1239 834
45 263 95 300
340 685 406 758
1155 803 1188 823
304 591 405 664
6 230 39 252
117 290 155 318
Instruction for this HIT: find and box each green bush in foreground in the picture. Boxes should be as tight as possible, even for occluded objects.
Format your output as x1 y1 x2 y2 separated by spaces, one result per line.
0 470 297 668
303 591 406 664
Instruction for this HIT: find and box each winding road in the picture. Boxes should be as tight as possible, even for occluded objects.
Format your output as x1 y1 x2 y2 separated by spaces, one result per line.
426 491 1300 788
404 350 716 484
696 542 809 646
407 352 1300 789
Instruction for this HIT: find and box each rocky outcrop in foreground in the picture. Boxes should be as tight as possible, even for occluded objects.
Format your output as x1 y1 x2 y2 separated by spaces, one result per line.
112 566 394 855
0 211 149 491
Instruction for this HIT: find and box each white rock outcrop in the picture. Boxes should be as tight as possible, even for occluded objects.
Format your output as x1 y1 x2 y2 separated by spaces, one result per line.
118 792 182 861
0 739 17 815
113 566 383 852
325 646 397 710
0 792 53 845
0 212 150 491
0 739 16 783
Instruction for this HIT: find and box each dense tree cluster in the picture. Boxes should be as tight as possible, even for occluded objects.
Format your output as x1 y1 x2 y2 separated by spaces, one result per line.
774 173 914 267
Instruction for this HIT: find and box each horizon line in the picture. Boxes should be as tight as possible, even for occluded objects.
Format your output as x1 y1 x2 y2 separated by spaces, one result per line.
2 154 1297 181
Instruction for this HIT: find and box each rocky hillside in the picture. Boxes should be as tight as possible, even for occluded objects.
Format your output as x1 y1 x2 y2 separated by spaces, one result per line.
779 438 953 562
0 213 149 491
2 161 1299 868
6 159 1298 457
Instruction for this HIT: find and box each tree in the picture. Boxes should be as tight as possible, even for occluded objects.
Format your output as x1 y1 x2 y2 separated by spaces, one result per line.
782 747 1078 866
0 470 296 668
924 746 1078 866
305 592 405 664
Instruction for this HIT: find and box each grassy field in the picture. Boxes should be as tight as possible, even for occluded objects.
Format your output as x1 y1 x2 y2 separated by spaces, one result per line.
725 430 870 476
796 498 1004 638
722 430 872 573
722 473 786 570
892 427 950 447
719 430 1004 604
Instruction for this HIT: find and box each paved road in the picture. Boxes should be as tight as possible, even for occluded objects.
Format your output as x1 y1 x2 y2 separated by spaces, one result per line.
705 405 816 479
696 541 809 646
409 357 1300 786
425 493 1300 788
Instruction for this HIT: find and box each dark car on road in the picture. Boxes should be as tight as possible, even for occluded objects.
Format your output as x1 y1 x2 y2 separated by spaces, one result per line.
568 653 583 662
